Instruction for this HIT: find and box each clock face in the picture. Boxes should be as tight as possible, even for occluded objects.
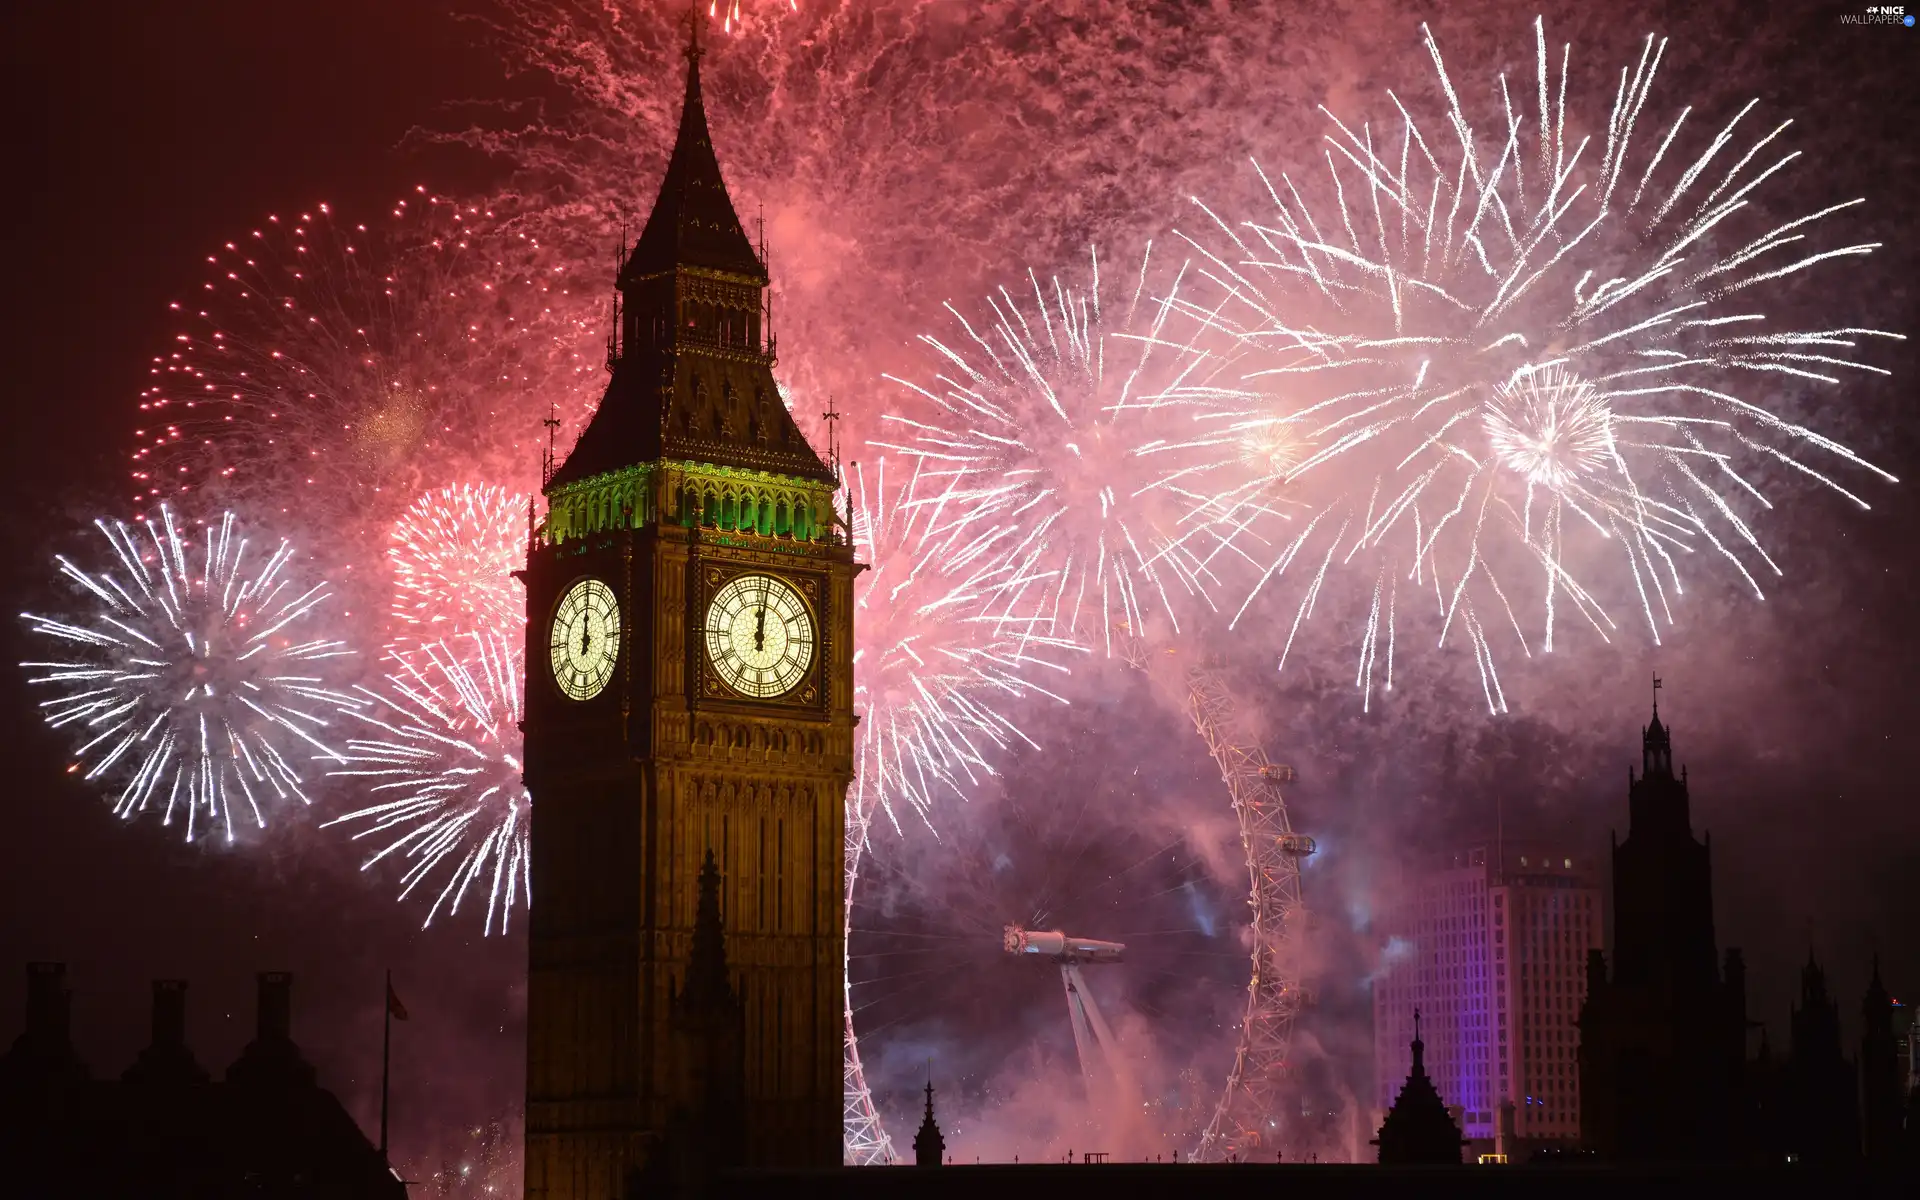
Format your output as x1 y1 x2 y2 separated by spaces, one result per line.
549 578 620 701
703 573 815 699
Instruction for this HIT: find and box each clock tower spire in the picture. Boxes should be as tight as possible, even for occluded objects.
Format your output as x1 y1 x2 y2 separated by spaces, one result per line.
546 9 832 498
521 17 856 1196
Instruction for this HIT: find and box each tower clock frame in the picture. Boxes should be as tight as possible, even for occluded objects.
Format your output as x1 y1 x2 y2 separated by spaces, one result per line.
691 555 829 713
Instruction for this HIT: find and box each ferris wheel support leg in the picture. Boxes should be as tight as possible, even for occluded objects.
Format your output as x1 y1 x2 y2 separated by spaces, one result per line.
1061 964 1101 1093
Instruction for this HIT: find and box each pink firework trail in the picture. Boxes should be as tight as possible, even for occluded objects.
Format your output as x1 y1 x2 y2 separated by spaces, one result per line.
389 483 530 652
1172 18 1901 711
326 633 529 934
132 192 602 539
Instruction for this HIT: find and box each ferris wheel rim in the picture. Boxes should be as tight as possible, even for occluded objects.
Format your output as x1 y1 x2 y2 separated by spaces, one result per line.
842 801 898 1165
1183 660 1307 1163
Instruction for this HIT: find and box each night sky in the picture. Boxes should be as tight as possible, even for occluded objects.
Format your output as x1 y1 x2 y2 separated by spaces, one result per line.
2 0 1916 1177
1 1 527 1179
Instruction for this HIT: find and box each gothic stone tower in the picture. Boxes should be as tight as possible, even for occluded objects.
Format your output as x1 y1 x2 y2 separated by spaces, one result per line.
521 30 853 1198
1578 693 1747 1162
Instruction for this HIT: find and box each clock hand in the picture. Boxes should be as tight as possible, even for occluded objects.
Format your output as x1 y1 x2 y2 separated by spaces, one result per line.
754 606 766 652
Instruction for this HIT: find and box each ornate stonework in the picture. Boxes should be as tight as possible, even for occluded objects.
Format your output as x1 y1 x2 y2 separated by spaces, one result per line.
521 29 855 1199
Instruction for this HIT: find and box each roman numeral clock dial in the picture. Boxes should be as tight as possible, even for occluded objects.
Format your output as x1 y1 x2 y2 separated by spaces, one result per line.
703 573 814 700
549 578 620 701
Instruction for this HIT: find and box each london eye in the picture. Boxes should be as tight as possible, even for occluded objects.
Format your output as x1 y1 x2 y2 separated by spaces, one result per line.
841 657 1308 1161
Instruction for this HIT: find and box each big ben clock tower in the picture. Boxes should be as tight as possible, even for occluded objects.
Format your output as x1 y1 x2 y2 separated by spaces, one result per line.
521 24 854 1197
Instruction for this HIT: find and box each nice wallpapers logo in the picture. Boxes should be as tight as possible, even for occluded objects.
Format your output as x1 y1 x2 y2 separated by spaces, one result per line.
1840 5 1915 23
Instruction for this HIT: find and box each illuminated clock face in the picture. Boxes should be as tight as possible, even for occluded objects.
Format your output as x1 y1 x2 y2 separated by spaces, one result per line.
549 578 620 701
704 573 814 699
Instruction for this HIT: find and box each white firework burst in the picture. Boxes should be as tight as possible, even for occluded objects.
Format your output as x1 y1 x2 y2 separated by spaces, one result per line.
875 245 1242 659
325 632 530 934
1175 18 1902 710
1482 364 1616 495
20 506 356 843
847 457 1075 838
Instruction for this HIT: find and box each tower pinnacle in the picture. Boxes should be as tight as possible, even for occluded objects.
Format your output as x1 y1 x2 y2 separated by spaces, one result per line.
622 22 763 285
912 1068 946 1167
544 26 834 491
1642 676 1673 780
682 850 735 1011
1372 1007 1465 1164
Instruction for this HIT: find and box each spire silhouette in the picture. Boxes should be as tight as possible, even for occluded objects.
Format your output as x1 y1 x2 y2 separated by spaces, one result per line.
1642 675 1673 779
660 848 746 1180
623 20 765 284
1373 1008 1465 1165
1861 953 1904 1161
912 1066 946 1167
682 850 736 1012
545 23 834 493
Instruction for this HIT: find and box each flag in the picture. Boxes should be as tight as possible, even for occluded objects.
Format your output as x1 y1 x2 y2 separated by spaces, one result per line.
387 978 409 1022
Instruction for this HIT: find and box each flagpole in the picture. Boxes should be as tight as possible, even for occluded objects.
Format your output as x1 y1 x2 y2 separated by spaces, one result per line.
380 968 392 1162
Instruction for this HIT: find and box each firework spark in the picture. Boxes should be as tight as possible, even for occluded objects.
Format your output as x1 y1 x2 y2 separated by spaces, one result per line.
19 506 357 843
1176 18 1902 710
389 483 529 651
1482 365 1616 494
846 457 1076 837
325 633 529 934
131 192 601 535
873 247 1240 659
708 0 797 35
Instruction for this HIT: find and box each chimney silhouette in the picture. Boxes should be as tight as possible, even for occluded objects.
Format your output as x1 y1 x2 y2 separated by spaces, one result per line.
25 962 69 1042
5 961 91 1090
257 972 292 1042
152 980 187 1048
226 971 314 1088
124 979 209 1087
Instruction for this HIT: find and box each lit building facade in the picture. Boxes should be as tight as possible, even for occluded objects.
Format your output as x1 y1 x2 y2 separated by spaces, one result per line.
1373 845 1602 1149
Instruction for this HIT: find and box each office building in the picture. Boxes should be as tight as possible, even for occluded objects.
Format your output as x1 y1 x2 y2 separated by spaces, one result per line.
1373 842 1602 1153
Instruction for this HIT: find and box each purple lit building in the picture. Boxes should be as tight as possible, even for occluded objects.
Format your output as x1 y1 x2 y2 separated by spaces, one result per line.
1372 845 1602 1154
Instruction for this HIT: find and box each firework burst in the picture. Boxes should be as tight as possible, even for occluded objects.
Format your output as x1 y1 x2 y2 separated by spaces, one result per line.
325 633 529 934
131 192 601 536
1176 18 1902 710
19 507 357 843
846 457 1076 838
1481 365 1617 494
389 483 529 651
874 247 1242 660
